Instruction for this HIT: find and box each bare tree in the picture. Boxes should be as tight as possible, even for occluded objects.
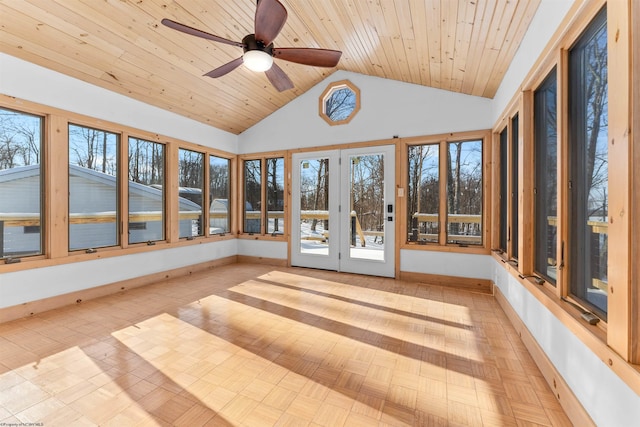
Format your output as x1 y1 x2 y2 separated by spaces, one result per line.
244 160 261 210
128 138 164 185
69 125 117 175
209 159 229 199
178 149 203 189
325 88 356 121
0 109 41 168
310 159 328 232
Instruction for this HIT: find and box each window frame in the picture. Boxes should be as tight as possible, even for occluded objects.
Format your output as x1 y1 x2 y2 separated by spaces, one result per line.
0 95 237 268
567 6 609 320
401 130 490 253
498 126 509 254
318 80 361 126
127 135 167 245
492 106 523 267
406 142 440 244
238 152 287 239
510 114 520 261
208 154 233 236
492 0 640 387
0 106 45 260
177 147 206 240
67 122 121 252
533 67 559 287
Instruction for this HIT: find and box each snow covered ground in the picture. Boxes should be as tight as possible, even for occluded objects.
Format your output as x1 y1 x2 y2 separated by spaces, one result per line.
299 220 385 261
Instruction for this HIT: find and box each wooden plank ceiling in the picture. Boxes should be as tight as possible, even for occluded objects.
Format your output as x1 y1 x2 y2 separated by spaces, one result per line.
0 0 541 134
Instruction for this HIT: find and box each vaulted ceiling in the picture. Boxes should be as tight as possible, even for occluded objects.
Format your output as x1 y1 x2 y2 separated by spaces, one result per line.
0 0 541 134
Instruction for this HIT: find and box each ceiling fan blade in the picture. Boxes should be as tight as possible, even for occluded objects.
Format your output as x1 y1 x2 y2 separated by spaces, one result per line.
273 48 342 68
204 57 244 78
265 63 294 92
161 19 244 48
254 0 287 46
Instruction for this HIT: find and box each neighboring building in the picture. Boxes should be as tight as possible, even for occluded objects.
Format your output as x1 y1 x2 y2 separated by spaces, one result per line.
0 164 201 255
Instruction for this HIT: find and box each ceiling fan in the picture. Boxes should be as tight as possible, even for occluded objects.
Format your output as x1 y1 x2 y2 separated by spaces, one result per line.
161 0 342 92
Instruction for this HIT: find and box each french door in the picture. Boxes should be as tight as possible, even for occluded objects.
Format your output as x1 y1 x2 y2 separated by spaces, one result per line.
291 145 395 277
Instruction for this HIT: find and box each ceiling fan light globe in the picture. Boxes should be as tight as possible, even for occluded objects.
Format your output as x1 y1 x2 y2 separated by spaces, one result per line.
243 50 273 72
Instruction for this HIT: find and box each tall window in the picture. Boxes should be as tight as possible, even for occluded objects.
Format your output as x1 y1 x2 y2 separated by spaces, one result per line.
447 140 483 245
0 108 43 259
209 155 230 234
266 158 285 234
568 8 608 318
128 137 165 244
511 114 519 259
498 128 508 252
534 69 558 284
406 137 484 247
178 148 204 239
244 159 261 233
68 124 119 250
242 157 285 235
407 144 439 243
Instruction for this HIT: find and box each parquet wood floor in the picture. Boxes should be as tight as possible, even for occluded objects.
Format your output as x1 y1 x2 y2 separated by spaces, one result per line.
0 264 572 426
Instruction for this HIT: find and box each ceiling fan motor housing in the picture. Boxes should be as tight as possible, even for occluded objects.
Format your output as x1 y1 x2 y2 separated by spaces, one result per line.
242 34 274 56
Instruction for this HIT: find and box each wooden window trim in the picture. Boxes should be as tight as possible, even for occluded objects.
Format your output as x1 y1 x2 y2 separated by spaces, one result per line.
0 94 237 272
493 0 640 391
67 123 121 252
177 147 206 240
318 80 361 126
492 104 525 271
237 152 287 240
400 129 491 254
207 154 235 237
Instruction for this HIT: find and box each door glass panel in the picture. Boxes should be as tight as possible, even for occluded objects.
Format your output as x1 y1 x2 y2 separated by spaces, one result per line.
349 154 385 261
299 158 330 256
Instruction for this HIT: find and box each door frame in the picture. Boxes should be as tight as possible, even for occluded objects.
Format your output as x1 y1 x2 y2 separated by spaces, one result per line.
290 145 396 277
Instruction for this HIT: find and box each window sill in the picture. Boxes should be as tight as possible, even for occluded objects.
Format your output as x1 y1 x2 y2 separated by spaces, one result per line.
237 233 287 241
0 234 236 272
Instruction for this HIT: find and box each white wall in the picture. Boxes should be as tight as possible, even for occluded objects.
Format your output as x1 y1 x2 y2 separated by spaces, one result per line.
237 239 287 260
0 240 237 308
491 0 574 122
401 250 492 280
0 53 241 309
238 70 493 153
0 53 238 154
492 259 640 427
4 6 639 424
490 3 640 424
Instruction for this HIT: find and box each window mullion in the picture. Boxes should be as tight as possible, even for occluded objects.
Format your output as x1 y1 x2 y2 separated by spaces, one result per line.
520 91 534 275
120 132 130 249
607 0 634 360
204 154 211 237
558 49 570 300
47 114 69 258
166 143 179 243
